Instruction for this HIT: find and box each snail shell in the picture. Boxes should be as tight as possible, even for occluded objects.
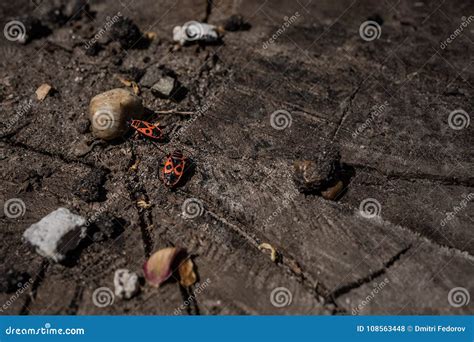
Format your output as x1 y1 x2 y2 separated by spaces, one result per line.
89 88 144 140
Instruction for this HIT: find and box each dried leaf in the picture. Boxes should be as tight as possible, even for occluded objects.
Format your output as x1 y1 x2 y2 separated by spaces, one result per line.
117 76 132 87
178 258 196 287
137 200 152 209
258 242 277 262
129 159 140 172
117 76 140 95
145 31 157 41
144 247 183 287
131 81 140 95
36 83 52 101
321 180 344 200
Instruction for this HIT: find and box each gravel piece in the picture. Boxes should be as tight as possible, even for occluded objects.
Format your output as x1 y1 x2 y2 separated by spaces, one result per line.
151 76 177 98
293 147 341 194
110 17 142 49
23 208 87 262
223 14 251 31
114 269 139 299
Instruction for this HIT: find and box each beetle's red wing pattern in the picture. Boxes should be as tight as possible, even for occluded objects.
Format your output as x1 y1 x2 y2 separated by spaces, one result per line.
130 120 163 140
162 150 186 188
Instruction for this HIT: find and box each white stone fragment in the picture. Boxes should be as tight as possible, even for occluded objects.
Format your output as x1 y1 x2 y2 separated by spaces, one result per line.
23 208 87 262
114 269 139 299
173 21 219 45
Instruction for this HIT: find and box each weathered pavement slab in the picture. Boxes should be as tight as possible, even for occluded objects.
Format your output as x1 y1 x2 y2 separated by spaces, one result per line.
1 0 473 315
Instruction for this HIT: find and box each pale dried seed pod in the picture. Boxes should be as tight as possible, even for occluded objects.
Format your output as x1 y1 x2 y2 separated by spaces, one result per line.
89 88 144 140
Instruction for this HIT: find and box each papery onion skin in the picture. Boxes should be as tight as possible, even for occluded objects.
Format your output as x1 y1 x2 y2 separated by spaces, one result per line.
143 247 184 287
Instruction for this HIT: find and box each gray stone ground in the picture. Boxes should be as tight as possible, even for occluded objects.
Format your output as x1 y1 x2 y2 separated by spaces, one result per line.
0 0 473 315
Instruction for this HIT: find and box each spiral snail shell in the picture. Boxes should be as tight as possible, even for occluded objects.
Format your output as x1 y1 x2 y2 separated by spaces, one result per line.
89 88 144 140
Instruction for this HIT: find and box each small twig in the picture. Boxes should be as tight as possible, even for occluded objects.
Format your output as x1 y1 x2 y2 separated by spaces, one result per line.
154 110 195 115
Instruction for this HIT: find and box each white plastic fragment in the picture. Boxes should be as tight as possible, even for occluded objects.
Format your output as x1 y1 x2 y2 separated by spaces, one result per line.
173 21 219 45
23 208 87 262
114 269 139 299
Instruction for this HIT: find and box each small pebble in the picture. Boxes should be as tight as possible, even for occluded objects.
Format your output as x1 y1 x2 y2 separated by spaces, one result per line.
23 208 87 262
223 14 251 31
293 148 340 194
35 83 52 101
151 76 176 99
114 269 139 299
110 17 142 49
